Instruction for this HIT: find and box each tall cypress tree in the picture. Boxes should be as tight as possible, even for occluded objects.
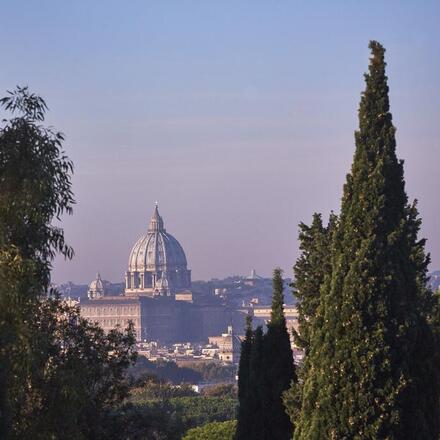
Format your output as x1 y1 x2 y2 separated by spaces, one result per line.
295 41 440 439
264 268 296 440
237 270 297 439
247 325 266 440
236 315 254 440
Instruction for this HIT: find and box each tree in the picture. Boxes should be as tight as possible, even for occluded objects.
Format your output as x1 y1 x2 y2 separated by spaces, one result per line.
284 213 336 426
0 87 138 439
235 325 266 440
263 268 296 439
236 270 296 440
291 213 337 352
294 41 440 439
235 315 253 439
183 420 237 440
0 246 41 437
247 325 266 440
17 297 137 439
0 86 74 438
201 383 237 398
0 86 74 278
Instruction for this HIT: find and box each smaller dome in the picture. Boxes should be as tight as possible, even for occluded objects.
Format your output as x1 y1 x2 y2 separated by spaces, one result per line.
88 272 107 299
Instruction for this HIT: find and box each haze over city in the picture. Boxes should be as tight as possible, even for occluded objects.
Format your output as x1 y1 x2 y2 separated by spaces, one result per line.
2 1 439 283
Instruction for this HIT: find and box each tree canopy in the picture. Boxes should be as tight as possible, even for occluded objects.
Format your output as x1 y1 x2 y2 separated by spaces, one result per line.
236 269 296 440
183 420 237 440
0 87 137 439
293 41 440 440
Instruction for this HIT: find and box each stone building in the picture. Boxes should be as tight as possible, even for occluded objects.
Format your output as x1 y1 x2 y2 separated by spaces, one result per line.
125 204 191 297
80 296 142 338
208 325 242 364
87 272 109 299
251 304 299 342
80 205 231 343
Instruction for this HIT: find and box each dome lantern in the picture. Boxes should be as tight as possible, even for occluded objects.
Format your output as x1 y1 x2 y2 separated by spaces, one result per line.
148 203 165 232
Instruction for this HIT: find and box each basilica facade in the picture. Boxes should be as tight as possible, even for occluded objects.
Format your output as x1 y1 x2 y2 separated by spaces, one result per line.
80 205 230 343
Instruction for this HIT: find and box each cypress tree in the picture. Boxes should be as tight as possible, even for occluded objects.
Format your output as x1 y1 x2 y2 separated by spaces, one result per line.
264 268 296 440
247 326 266 440
237 271 297 439
236 315 254 440
283 213 336 427
292 213 337 353
295 41 440 439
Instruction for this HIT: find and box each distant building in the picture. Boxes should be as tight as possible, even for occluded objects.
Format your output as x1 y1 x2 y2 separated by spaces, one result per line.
80 296 142 338
249 304 299 351
87 272 109 299
125 204 191 297
244 269 264 287
79 205 230 343
208 325 242 364
79 205 300 349
175 291 193 302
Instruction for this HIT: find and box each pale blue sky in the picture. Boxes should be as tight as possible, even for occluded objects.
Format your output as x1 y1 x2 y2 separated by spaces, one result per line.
1 1 439 283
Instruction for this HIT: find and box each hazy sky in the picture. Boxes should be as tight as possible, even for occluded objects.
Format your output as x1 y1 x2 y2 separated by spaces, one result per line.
1 1 439 283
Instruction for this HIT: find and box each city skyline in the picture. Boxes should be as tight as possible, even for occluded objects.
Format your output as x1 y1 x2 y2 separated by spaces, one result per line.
2 1 439 283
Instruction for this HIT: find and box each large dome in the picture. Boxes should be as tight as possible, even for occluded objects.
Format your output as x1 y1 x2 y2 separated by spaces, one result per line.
128 214 187 272
125 205 191 297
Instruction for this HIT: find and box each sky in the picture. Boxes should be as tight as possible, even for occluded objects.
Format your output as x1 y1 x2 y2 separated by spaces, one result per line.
1 1 439 283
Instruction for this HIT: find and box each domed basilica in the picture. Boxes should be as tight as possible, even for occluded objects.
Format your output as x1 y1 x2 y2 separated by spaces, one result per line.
125 205 191 297
80 205 231 343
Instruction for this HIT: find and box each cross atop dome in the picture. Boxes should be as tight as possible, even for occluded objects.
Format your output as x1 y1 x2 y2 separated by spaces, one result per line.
148 203 165 232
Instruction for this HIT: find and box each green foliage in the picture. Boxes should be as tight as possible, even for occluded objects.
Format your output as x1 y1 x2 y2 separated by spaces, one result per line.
129 357 236 386
0 247 41 437
291 213 336 352
295 41 440 440
185 361 237 382
129 379 197 402
237 270 296 440
270 268 285 325
183 420 237 440
19 297 137 439
235 315 253 439
430 289 440 335
119 396 237 439
247 325 266 438
0 88 138 439
0 86 74 279
284 214 336 427
104 402 184 440
201 383 237 398
129 356 202 384
168 396 236 429
0 86 75 438
264 268 296 440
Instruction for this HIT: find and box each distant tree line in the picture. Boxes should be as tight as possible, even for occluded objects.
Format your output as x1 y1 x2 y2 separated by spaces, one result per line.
183 420 237 440
129 356 236 384
117 377 237 439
